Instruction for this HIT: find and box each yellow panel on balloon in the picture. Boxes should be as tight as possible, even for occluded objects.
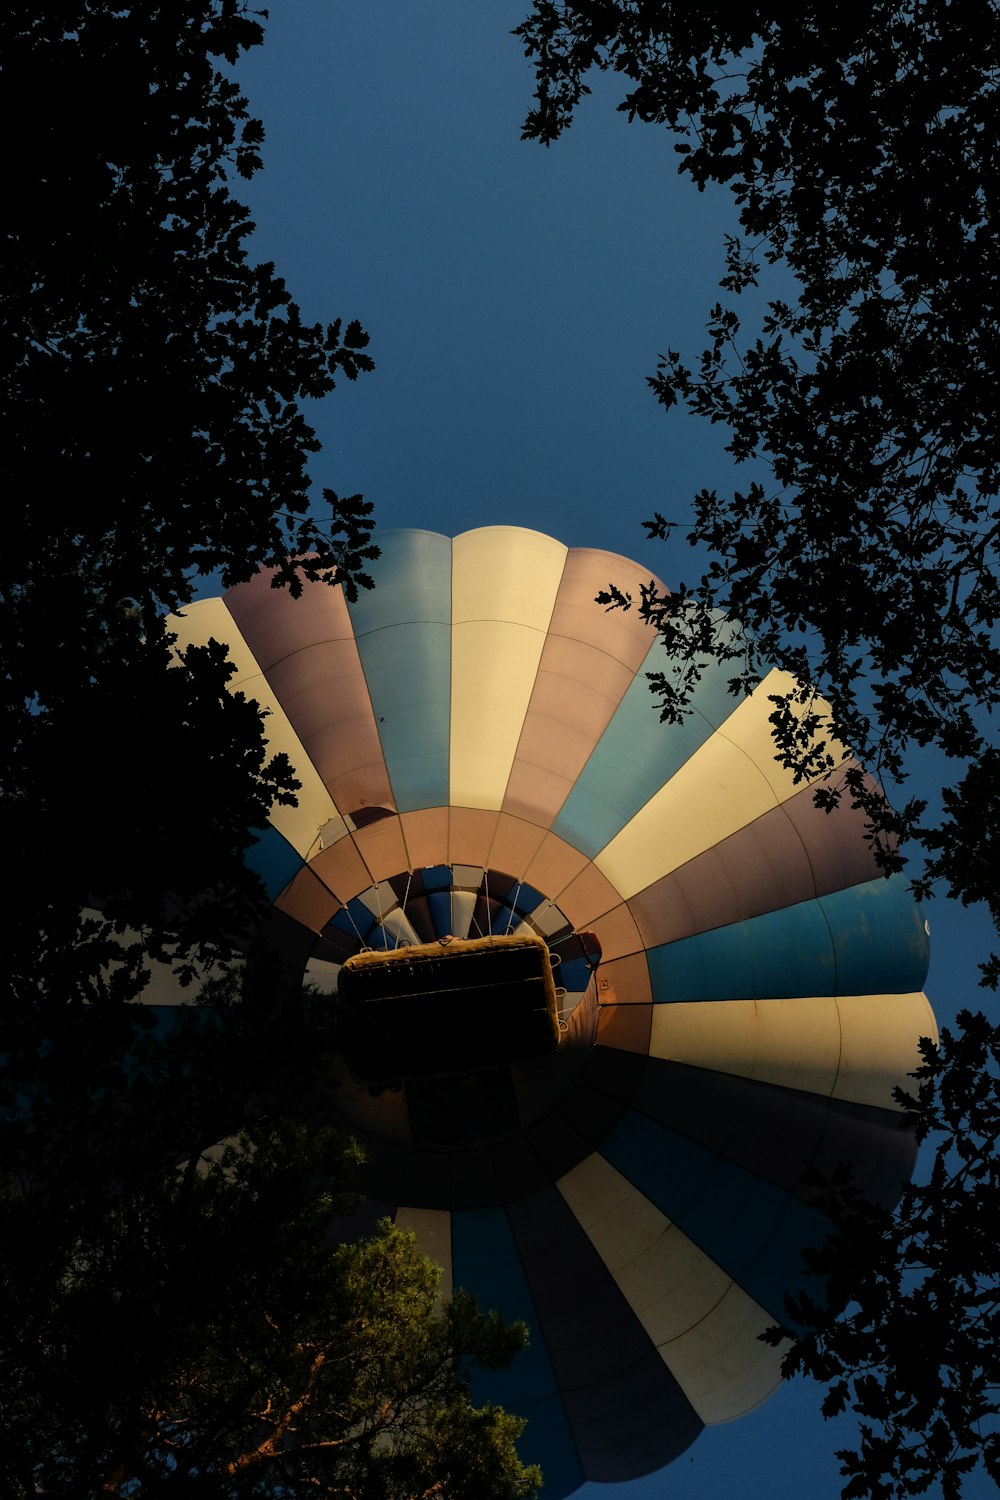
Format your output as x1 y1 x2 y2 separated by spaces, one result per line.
450 528 566 810
595 670 847 899
558 1152 782 1424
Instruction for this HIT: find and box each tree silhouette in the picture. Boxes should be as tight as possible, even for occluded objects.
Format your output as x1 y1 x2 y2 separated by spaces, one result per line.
2 1101 539 1498
771 1015 1000 1499
2 0 378 1048
517 0 999 951
517 4 1000 1495
1 9 538 1494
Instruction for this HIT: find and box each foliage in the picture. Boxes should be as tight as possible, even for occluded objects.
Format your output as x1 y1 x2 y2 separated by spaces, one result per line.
2 9 539 1498
516 4 1000 1495
0 629 303 1082
0 976 539 1497
1 0 378 1042
1 1094 539 1498
515 0 1000 967
4 0 377 618
766 1012 1000 1500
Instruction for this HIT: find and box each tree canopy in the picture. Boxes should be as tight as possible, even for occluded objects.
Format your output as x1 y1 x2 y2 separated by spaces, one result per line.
1 960 540 1496
2 1100 539 1498
1 8 540 1496
773 1013 1000 1500
517 0 1000 950
516 3 1000 1496
2 0 379 1044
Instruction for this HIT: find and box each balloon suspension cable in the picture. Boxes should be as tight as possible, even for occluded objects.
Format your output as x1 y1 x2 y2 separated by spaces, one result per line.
373 880 386 946
395 871 413 949
504 881 523 935
341 898 369 951
484 868 493 941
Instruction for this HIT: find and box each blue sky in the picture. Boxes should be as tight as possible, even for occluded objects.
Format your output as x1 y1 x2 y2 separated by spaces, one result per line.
230 5 995 1496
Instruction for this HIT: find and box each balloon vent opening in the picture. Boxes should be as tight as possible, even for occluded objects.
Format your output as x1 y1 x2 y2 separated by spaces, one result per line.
339 933 560 1083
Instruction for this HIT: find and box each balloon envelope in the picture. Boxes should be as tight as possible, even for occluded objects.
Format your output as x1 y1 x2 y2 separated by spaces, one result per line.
170 527 934 1495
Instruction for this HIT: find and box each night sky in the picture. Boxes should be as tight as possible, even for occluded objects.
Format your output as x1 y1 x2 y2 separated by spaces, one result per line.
216 6 994 1496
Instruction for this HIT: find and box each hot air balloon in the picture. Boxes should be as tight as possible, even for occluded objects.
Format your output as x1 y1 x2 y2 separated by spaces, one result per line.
168 526 934 1495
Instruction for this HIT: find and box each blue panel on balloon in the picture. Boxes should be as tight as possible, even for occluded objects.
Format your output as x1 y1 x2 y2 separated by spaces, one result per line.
647 899 834 1002
421 864 454 893
329 900 377 943
648 874 927 1002
601 1111 828 1324
365 923 398 952
514 883 546 915
347 530 452 812
427 890 453 937
556 957 591 992
451 1208 557 1405
451 1207 584 1493
243 824 302 901
512 1392 586 1499
498 883 547 933
820 876 929 994
347 528 452 632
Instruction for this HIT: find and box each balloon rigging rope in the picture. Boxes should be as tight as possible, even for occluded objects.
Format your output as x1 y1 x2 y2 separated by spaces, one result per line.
342 898 368 950
374 880 385 941
505 881 523 935
395 872 413 949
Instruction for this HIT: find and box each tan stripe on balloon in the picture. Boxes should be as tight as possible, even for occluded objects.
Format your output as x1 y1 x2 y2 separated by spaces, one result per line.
836 992 937 1108
558 1153 782 1424
169 598 344 859
450 528 566 810
650 993 935 1111
595 670 848 900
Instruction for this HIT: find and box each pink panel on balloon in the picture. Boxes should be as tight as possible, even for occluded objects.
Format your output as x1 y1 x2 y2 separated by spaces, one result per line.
597 1001 653 1054
224 569 354 672
353 817 410 885
226 570 393 817
548 548 663 662
309 836 374 904
558 862 624 928
487 812 548 881
502 750 581 828
628 763 888 949
448 807 499 868
781 764 888 890
399 807 450 870
523 831 590 904
274 864 340 934
584 901 646 964
596 951 653 1007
